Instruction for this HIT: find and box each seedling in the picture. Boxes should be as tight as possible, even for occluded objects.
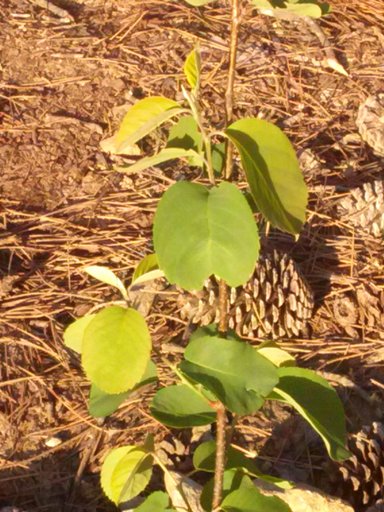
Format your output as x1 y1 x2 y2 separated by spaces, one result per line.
63 1 348 510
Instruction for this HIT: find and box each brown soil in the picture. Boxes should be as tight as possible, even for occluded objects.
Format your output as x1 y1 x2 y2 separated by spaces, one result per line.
0 0 383 510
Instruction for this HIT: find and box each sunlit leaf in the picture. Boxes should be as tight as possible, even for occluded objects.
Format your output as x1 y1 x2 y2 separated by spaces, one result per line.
269 367 350 460
63 314 96 353
167 115 203 166
101 445 153 505
153 181 259 290
82 306 151 394
180 335 278 415
183 0 215 5
88 360 157 418
119 147 203 174
131 253 163 288
226 118 307 234
150 384 216 427
183 47 201 90
115 96 185 153
256 341 296 368
84 265 128 301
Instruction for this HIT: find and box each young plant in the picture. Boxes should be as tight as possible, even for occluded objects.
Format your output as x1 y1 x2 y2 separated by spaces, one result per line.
63 1 348 510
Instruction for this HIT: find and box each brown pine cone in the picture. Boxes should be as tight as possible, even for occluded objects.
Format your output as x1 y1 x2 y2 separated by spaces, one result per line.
329 422 384 511
337 180 384 238
177 249 314 339
356 93 384 157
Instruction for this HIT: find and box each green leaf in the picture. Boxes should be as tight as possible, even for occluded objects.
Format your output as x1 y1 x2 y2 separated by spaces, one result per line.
193 441 292 489
131 253 163 287
134 491 176 512
150 384 216 427
115 96 185 153
222 485 292 512
167 115 203 167
180 335 278 415
101 445 153 505
119 147 203 175
269 367 349 460
184 0 214 5
256 342 296 368
63 314 96 353
251 0 330 17
153 181 259 290
200 470 259 512
82 306 151 394
211 142 226 175
84 265 128 300
88 360 157 418
226 118 307 234
183 47 201 90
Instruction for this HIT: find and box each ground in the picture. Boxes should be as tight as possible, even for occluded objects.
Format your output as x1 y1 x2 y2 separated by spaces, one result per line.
0 0 383 510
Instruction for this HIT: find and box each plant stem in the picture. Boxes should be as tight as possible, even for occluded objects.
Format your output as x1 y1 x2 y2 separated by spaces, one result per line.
224 0 240 180
211 402 227 511
218 278 228 334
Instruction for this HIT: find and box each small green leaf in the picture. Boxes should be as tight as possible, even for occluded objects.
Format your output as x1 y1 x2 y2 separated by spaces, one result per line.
82 306 151 394
115 96 185 153
180 335 278 415
256 342 296 368
153 181 259 290
251 0 330 17
184 0 214 5
101 445 153 505
119 147 203 175
167 115 203 166
150 384 216 427
226 118 307 234
222 485 292 512
63 314 96 353
84 265 128 300
131 253 162 287
211 142 226 175
269 367 349 460
134 491 176 512
200 470 258 512
88 360 157 418
183 47 201 90
193 441 292 488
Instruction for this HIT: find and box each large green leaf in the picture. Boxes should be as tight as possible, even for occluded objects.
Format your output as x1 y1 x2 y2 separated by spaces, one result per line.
226 118 307 234
134 491 176 512
221 485 291 512
167 115 203 167
150 384 216 427
193 440 292 488
88 360 157 418
82 306 151 394
119 147 203 174
153 181 259 290
269 367 349 460
63 314 96 353
180 335 278 415
101 444 153 505
200 470 253 512
115 96 184 153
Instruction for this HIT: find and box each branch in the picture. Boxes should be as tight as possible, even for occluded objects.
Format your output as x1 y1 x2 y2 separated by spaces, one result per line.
211 403 227 511
224 0 240 179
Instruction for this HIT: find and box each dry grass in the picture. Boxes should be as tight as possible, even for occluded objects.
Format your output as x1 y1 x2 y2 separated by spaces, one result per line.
0 0 383 509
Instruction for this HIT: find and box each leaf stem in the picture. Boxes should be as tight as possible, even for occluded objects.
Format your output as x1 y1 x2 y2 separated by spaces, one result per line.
224 0 240 179
211 402 227 511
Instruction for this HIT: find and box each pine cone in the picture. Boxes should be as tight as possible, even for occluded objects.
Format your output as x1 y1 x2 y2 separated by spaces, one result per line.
337 180 384 238
329 422 384 511
177 250 314 339
356 93 384 157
